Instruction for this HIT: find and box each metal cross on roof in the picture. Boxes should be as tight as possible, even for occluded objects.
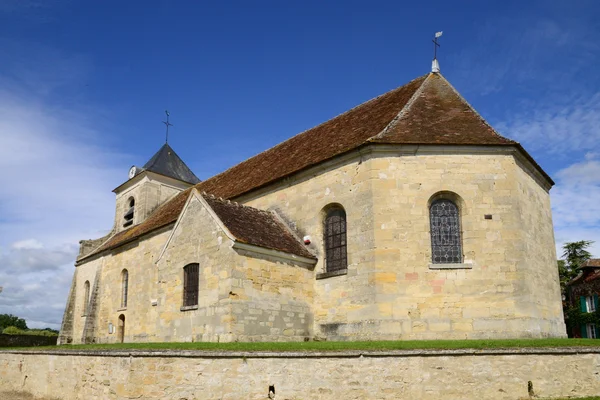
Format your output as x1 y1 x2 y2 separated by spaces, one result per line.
163 110 173 143
432 31 443 60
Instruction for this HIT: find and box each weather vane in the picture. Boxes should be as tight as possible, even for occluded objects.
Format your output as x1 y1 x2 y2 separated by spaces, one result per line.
163 110 173 143
431 31 443 73
432 31 443 60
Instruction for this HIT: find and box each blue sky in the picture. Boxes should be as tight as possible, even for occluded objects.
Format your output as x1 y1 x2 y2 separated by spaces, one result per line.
0 0 599 329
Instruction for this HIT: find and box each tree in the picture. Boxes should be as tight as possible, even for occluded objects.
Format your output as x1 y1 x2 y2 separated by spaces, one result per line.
562 240 594 271
0 314 28 331
559 240 594 288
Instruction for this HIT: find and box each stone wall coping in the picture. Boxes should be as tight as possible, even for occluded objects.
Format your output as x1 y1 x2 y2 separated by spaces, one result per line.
2 347 599 359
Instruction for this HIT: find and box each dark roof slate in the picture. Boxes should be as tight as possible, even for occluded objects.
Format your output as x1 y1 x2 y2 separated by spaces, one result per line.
202 194 315 259
143 143 201 184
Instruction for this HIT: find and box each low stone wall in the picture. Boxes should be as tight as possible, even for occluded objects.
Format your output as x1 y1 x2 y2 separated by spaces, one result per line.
0 334 57 348
0 348 599 399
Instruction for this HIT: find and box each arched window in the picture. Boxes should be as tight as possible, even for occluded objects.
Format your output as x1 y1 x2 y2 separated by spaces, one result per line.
123 197 135 227
183 263 199 307
121 269 129 308
83 280 90 316
324 206 347 272
430 199 462 263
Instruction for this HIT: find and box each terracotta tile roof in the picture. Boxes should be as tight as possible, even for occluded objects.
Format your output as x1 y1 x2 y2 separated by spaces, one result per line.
79 189 313 262
80 72 552 259
582 259 600 268
78 189 192 261
370 73 516 146
192 74 428 199
202 193 315 259
584 269 600 283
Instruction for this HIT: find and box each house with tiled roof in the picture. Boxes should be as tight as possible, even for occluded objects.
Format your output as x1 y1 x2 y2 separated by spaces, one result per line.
566 259 600 338
59 65 566 344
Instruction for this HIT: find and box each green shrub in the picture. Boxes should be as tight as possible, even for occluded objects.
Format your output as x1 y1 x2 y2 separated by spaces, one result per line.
2 326 24 335
2 326 58 336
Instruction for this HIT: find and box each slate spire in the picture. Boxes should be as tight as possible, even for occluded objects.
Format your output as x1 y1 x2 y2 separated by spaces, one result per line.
142 143 201 184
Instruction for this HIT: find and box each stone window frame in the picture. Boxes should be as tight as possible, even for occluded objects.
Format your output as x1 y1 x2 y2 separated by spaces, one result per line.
181 263 199 310
427 191 472 270
82 280 90 317
317 203 348 280
120 269 129 309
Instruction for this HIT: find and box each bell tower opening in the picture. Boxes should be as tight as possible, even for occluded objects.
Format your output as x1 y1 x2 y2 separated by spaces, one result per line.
123 197 135 227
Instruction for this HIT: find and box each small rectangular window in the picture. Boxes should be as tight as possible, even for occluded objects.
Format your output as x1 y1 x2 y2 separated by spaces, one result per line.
183 263 199 307
587 323 597 339
586 296 596 313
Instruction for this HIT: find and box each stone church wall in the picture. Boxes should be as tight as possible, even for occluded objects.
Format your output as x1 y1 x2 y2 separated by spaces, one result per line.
229 251 314 341
239 147 566 340
155 195 236 342
368 151 564 339
240 152 378 339
513 159 565 334
65 145 565 343
70 228 172 344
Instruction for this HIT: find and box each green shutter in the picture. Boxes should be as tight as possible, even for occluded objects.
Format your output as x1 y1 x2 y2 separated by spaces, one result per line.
581 296 587 312
594 294 599 311
581 324 588 338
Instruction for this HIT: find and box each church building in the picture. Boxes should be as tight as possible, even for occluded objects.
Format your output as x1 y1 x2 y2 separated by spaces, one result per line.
58 68 566 344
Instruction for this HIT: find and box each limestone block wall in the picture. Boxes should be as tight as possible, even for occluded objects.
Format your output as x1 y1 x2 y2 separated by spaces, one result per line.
1 349 599 400
230 251 314 341
239 147 566 340
240 153 378 339
113 173 188 234
79 229 172 344
366 152 564 339
513 161 566 334
155 195 236 342
68 257 102 344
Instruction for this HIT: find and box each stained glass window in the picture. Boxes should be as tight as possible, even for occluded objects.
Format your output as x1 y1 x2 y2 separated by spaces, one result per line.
430 199 462 264
324 208 347 272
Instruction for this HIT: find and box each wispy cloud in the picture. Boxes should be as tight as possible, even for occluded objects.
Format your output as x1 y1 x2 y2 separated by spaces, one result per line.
0 40 127 329
495 92 600 155
449 15 599 97
552 154 600 257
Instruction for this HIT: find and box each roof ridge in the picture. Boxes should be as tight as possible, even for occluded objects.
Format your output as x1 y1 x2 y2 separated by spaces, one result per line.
435 73 516 144
193 74 429 193
202 191 272 214
368 73 432 142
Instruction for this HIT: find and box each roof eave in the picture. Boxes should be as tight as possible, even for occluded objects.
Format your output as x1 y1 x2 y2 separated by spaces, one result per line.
232 241 317 267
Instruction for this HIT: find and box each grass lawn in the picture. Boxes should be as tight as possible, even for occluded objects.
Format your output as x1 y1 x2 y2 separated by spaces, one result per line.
3 338 600 352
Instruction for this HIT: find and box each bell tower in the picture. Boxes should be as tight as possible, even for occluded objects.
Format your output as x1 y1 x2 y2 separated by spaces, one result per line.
112 143 200 232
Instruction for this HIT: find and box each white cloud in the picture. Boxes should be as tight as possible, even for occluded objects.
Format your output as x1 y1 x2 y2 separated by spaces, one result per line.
0 44 129 329
552 155 600 257
496 93 600 155
11 239 43 250
0 242 77 273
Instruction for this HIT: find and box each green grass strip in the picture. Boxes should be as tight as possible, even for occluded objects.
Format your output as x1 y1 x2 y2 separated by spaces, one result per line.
3 338 600 352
